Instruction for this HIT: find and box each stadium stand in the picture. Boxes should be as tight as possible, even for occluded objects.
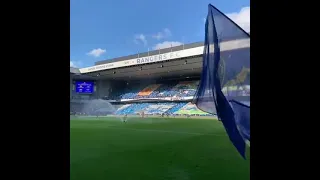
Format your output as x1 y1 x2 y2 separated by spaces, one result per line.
113 102 209 116
165 102 188 114
69 39 233 117
115 103 149 115
173 103 209 115
70 80 211 116
70 35 249 118
115 103 172 115
113 80 199 100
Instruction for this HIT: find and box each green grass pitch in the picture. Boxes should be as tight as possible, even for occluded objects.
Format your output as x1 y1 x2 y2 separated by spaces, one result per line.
70 117 250 180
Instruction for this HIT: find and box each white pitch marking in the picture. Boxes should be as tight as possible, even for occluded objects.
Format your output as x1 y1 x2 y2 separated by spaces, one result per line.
102 126 226 136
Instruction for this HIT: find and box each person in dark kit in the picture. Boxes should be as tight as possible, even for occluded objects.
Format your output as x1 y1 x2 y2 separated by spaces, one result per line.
123 114 128 123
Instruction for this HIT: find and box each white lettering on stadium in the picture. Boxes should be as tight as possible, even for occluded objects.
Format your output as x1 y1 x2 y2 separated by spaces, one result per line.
136 52 180 64
84 52 181 72
88 63 114 71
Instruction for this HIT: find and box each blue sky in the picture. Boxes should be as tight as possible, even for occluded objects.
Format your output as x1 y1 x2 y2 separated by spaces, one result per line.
70 0 250 68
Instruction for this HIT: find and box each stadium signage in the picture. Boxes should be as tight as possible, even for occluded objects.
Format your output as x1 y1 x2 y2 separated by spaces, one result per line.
79 39 250 74
87 63 114 72
136 52 180 64
83 51 182 73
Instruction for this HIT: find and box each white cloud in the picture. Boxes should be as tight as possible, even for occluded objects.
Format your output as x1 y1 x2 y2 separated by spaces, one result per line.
70 61 75 67
153 41 183 50
163 28 171 35
226 6 250 32
70 60 82 68
134 34 147 46
152 28 172 40
87 48 106 57
202 6 250 33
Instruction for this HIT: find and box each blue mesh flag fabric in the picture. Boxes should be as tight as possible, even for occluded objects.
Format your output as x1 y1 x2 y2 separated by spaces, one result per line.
230 101 250 144
193 4 250 159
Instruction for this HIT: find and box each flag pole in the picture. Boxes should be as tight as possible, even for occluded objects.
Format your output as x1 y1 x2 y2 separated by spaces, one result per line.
182 37 185 50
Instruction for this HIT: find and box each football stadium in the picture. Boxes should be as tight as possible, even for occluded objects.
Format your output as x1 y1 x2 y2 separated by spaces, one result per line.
70 38 250 179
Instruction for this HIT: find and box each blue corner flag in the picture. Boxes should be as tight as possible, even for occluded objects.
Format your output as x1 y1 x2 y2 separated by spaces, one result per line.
193 4 250 159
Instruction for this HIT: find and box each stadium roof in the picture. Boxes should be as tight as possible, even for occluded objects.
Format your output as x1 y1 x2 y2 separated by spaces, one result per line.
71 38 250 81
95 41 203 65
82 56 203 81
70 67 80 74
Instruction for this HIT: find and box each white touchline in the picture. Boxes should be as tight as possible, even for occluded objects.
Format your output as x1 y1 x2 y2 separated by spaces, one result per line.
102 126 227 136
